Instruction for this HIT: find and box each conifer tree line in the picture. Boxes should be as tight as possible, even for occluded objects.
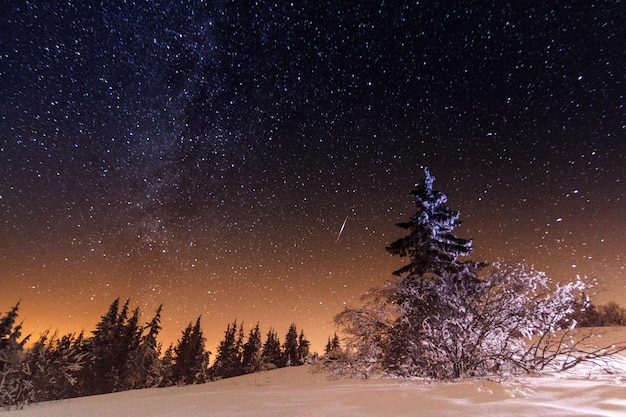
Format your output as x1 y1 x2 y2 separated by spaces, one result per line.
0 299 310 409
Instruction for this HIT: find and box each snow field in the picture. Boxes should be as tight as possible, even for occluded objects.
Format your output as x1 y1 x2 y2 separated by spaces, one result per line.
4 361 625 417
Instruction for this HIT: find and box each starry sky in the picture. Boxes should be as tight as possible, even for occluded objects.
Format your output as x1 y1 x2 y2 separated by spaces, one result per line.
1 1 624 354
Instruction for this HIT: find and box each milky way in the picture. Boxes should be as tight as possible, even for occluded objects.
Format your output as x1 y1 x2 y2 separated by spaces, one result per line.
1 1 624 352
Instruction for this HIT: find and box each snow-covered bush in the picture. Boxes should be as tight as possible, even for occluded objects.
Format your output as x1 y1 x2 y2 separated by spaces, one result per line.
332 291 394 378
336 262 594 379
405 262 588 378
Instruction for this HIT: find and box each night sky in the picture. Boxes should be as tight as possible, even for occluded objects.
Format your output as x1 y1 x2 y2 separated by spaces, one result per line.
1 1 624 353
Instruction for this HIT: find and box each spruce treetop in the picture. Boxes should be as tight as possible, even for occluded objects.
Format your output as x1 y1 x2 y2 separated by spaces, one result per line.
385 168 477 278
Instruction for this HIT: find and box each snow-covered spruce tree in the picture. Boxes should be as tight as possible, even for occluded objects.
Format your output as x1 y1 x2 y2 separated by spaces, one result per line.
81 298 144 394
335 169 609 379
241 323 263 373
383 168 485 377
385 168 481 279
334 169 476 377
83 298 121 394
297 330 310 364
212 320 244 378
159 344 175 387
171 317 210 385
125 305 164 389
282 324 299 366
260 328 282 370
324 333 342 358
0 303 33 409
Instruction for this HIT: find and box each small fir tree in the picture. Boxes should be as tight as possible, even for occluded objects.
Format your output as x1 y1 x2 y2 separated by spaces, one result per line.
86 298 121 394
172 317 209 384
126 305 164 389
84 298 145 393
260 328 282 370
159 344 175 387
297 330 310 364
0 303 29 352
0 303 33 409
325 337 332 355
324 333 342 359
282 324 299 366
241 323 262 373
212 320 244 378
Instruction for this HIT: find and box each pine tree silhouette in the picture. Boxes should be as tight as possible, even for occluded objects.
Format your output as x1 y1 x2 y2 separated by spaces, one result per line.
172 317 209 384
242 323 262 373
261 328 282 370
213 320 244 378
282 324 299 366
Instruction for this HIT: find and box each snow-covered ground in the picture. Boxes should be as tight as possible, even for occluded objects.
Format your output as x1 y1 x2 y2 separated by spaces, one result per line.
3 363 625 417
3 329 626 417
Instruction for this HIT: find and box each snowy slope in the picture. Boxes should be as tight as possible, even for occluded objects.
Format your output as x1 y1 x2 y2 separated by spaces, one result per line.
2 363 625 417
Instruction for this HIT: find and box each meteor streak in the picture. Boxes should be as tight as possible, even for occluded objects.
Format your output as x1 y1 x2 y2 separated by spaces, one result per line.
335 216 348 242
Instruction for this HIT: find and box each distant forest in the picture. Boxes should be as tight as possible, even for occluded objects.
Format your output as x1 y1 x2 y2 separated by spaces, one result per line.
2 295 624 409
1 298 310 409
572 298 626 327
